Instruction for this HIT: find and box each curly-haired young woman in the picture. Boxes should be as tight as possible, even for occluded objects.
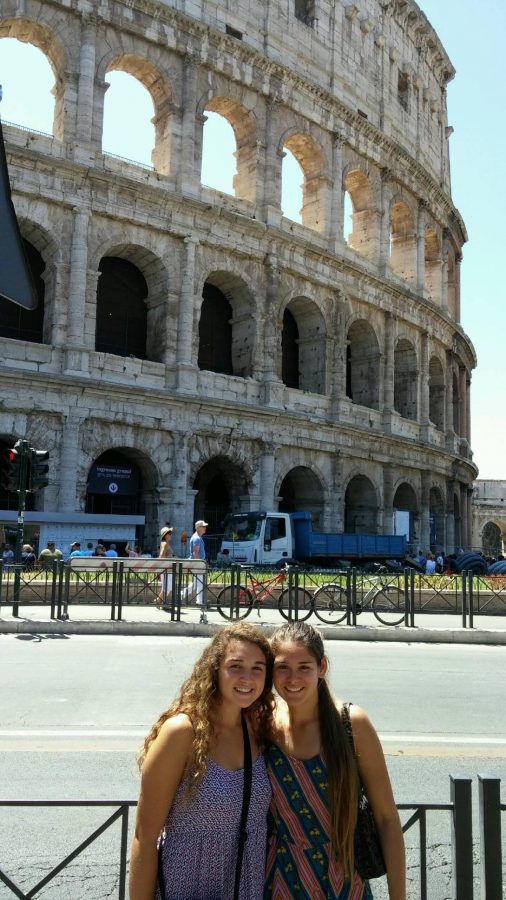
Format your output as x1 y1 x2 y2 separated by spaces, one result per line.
265 622 405 900
129 622 274 900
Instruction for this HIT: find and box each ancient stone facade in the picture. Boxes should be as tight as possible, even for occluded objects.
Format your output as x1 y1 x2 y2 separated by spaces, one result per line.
0 0 477 553
472 482 506 556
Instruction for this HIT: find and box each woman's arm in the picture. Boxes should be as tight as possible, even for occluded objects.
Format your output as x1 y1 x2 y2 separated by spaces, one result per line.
349 705 406 900
158 540 170 559
129 714 194 900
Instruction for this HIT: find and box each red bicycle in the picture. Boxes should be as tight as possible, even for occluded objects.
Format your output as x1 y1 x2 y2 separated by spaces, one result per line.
216 567 313 621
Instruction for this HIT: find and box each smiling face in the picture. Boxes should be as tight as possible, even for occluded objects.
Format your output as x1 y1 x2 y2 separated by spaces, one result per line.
217 639 268 710
273 639 327 708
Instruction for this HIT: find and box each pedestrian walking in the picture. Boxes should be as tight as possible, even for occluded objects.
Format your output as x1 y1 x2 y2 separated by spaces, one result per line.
265 622 406 900
155 526 173 608
129 623 274 900
183 520 207 609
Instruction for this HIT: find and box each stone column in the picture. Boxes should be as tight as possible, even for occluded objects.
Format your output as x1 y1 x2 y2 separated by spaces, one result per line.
329 133 345 253
167 432 190 547
327 452 344 532
420 331 430 427
466 487 473 549
440 229 449 313
466 374 471 445
178 54 199 197
455 252 462 323
445 481 455 555
65 207 91 373
261 253 282 407
459 366 467 440
420 473 431 552
460 483 469 550
176 237 198 391
57 416 81 512
416 200 426 294
262 98 283 226
379 169 392 269
382 313 395 429
259 443 276 511
382 463 395 534
74 20 97 151
445 350 454 438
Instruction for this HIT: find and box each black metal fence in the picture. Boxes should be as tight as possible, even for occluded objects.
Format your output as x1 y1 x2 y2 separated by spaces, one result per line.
1 561 505 627
0 776 503 899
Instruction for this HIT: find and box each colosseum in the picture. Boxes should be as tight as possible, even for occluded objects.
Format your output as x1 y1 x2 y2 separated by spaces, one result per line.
0 0 477 556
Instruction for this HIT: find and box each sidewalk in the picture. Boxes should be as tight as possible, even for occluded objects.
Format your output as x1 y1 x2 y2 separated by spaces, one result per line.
1 602 505 644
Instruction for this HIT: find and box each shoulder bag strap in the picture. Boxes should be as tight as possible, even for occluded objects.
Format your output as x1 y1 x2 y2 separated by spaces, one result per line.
233 712 253 900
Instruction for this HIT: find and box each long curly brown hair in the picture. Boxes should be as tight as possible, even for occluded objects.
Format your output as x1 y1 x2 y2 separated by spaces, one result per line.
138 623 274 796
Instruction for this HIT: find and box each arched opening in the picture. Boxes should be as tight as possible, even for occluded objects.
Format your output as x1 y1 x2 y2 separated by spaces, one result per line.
389 201 416 284
452 372 460 435
283 133 328 232
103 68 156 169
95 257 148 358
198 273 255 377
201 99 256 202
394 339 418 420
281 309 299 389
343 169 378 261
278 466 324 529
281 298 326 394
0 37 56 135
0 240 45 343
393 483 418 547
346 320 380 409
85 449 143 516
425 227 441 303
281 148 304 223
429 487 445 549
343 190 353 242
344 475 378 534
0 436 35 513
429 356 445 430
482 521 503 557
193 457 250 556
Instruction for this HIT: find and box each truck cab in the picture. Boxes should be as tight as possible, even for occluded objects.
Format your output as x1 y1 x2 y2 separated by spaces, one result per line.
220 512 293 566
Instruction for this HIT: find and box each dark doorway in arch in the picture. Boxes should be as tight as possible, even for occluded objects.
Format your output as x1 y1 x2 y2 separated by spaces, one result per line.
0 240 45 342
278 466 324 530
95 257 148 358
281 309 299 388
198 284 233 374
85 450 141 515
193 457 249 558
345 475 378 534
482 521 502 556
0 437 35 511
393 483 418 548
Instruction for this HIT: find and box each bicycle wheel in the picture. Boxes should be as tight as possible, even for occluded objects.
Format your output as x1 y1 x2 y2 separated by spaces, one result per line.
372 585 405 626
216 585 254 620
278 587 313 622
313 583 348 625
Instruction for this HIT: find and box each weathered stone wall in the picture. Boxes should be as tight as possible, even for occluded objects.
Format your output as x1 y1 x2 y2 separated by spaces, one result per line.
0 0 477 553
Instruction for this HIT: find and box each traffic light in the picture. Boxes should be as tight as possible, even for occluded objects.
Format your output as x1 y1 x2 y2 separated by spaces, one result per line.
0 446 21 492
28 448 49 492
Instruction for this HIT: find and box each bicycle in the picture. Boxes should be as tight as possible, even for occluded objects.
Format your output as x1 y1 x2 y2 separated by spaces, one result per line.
313 570 405 626
216 567 313 621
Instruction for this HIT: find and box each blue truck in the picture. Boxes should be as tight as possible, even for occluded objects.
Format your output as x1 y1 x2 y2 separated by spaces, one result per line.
220 511 406 567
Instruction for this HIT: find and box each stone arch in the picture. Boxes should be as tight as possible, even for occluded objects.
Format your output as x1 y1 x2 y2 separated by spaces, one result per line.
346 318 380 409
344 474 379 534
342 167 379 260
198 271 256 377
0 239 46 344
429 486 445 549
481 521 503 556
394 338 418 420
390 198 416 284
278 465 325 530
281 130 329 232
201 96 257 202
192 456 250 537
429 355 445 430
103 54 172 174
393 481 419 547
0 18 68 139
281 296 326 394
425 226 441 303
93 243 169 362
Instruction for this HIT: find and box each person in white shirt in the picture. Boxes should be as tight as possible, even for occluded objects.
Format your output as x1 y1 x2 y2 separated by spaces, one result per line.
425 553 436 575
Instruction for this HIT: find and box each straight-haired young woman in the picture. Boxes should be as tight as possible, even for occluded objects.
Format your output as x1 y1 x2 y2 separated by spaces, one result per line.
265 622 405 899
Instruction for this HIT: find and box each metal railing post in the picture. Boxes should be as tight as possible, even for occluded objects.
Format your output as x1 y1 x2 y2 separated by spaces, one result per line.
117 561 124 621
468 572 474 629
50 558 58 618
451 775 473 900
59 564 69 620
118 804 129 900
478 775 503 899
110 561 118 620
345 569 352 626
409 568 415 627
461 571 468 629
351 568 357 626
293 566 299 621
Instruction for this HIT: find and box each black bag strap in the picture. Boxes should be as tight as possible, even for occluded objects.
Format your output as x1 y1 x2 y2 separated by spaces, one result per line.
233 712 253 900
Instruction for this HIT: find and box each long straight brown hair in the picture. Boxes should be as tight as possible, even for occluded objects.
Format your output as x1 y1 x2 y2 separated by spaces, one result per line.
271 622 359 878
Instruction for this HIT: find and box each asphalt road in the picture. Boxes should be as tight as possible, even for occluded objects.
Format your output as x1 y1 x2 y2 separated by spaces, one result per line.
0 635 505 899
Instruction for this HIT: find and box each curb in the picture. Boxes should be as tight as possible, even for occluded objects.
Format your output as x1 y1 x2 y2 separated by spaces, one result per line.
0 619 505 644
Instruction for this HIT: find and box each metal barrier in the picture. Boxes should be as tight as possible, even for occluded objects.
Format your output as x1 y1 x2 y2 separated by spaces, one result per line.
1 561 506 629
1 776 503 898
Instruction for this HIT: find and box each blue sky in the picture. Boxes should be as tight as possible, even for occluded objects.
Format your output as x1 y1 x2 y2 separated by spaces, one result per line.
1 0 504 479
